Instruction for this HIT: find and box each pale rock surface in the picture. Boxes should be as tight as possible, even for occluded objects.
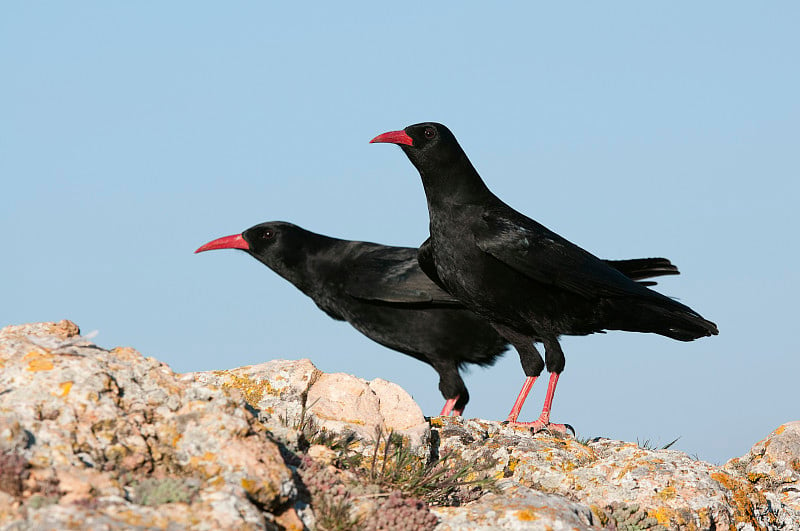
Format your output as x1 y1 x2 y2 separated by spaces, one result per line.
725 420 800 526
433 483 601 530
430 416 800 530
1 320 799 531
0 320 297 530
194 360 429 449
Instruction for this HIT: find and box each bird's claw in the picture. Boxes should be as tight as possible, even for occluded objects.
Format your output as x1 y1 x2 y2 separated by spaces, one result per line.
505 420 575 437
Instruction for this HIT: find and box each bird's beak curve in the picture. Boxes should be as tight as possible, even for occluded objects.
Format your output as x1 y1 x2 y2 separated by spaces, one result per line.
370 130 414 146
195 234 250 253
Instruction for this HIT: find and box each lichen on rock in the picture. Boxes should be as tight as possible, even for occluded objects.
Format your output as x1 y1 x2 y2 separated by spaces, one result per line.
1 320 798 530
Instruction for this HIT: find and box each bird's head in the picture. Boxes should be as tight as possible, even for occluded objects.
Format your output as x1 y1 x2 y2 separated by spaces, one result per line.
195 221 312 274
370 122 465 173
371 122 489 204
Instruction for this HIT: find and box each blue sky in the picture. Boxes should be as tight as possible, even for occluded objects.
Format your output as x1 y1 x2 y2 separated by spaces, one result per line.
3 3 798 464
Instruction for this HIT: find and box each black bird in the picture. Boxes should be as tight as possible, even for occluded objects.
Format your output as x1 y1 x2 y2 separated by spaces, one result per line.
371 123 718 432
196 221 680 417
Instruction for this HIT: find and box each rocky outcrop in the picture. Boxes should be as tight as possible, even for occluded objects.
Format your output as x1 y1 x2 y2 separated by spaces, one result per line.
0 321 299 530
0 321 798 530
431 418 800 529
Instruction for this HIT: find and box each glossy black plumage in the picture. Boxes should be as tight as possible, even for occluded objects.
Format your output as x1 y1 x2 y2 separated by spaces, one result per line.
372 122 717 428
197 221 681 416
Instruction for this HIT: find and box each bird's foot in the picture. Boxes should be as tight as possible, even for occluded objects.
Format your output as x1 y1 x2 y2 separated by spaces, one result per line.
506 420 574 436
504 412 574 436
439 397 464 417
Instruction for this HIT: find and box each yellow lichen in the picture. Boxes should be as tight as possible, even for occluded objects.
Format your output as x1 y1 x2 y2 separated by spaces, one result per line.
241 477 256 493
590 505 609 526
506 456 519 473
219 373 269 407
656 485 677 501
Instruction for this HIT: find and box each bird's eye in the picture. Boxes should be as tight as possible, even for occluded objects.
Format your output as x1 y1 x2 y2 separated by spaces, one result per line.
424 127 436 139
263 229 275 239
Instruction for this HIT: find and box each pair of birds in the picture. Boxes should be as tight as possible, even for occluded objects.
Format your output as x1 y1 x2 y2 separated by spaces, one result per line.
196 122 718 432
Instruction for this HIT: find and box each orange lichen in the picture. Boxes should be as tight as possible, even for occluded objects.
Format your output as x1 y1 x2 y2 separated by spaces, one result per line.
615 462 637 480
23 350 55 371
774 425 786 436
649 506 677 526
516 508 539 521
57 381 73 397
560 461 577 472
711 471 769 529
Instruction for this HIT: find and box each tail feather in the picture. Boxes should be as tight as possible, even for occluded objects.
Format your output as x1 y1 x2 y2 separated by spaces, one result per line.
606 257 680 285
612 290 719 341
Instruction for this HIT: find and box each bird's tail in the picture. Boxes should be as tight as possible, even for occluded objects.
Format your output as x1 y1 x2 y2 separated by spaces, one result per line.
613 294 718 341
605 257 679 286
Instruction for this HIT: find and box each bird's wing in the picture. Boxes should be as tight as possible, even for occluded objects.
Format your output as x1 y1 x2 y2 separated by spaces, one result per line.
343 246 462 306
418 237 451 293
475 210 652 299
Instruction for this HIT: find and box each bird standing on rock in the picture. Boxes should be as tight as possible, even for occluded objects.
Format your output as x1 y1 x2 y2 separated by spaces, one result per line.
196 221 681 419
371 122 718 433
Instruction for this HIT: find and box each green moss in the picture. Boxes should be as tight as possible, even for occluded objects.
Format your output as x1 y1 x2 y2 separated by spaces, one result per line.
131 477 200 506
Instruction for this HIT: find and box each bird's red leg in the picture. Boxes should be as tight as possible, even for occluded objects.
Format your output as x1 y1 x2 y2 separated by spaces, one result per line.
507 373 571 434
440 396 460 416
505 376 537 422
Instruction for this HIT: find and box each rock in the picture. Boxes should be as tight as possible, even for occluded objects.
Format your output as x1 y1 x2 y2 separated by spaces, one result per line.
2 320 799 531
433 483 602 530
194 360 430 450
0 321 296 529
725 421 800 526
429 416 800 530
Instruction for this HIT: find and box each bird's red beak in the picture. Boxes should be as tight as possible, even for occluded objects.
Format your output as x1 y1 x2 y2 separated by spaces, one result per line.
370 130 414 146
195 234 250 253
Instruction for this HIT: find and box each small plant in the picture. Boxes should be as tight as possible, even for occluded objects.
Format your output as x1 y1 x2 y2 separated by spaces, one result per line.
593 502 667 531
637 436 680 451
298 457 363 531
364 490 438 531
360 428 496 506
27 494 59 509
131 477 200 506
0 452 29 497
574 434 599 446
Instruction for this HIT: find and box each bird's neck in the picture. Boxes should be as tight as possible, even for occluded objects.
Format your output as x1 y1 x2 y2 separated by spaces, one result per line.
271 235 341 295
419 153 493 209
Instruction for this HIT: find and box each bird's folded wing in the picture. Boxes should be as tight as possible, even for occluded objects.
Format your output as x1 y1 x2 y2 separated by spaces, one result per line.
417 237 451 293
344 250 463 306
476 211 651 299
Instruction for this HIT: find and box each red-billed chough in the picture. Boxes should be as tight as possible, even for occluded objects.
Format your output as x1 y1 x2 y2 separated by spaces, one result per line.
371 122 718 432
196 221 680 418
